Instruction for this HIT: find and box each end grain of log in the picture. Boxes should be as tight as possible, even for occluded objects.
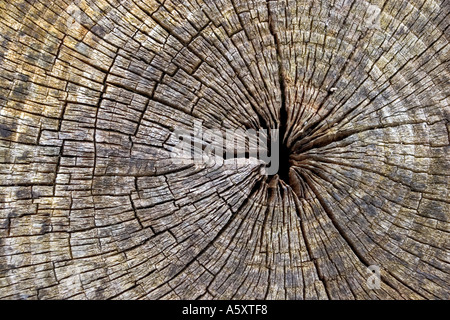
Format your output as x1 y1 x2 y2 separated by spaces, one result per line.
0 0 449 300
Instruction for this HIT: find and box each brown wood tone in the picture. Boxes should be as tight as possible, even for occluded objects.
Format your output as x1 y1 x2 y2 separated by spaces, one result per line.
0 0 449 300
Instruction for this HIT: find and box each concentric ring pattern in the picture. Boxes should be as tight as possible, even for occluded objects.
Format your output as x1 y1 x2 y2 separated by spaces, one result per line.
0 0 449 299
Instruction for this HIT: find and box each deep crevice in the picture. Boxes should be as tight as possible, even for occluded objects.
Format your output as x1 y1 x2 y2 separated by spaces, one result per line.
266 1 291 185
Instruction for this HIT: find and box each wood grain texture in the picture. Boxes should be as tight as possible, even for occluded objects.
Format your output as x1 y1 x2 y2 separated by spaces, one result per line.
0 0 449 300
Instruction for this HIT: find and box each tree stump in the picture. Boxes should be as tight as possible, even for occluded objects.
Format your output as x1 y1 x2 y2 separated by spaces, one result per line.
0 0 449 300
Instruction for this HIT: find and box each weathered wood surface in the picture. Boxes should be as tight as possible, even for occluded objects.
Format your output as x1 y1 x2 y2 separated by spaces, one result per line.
0 0 449 300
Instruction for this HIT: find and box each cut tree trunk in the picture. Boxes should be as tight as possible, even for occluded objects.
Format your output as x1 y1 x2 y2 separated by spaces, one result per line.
0 0 449 300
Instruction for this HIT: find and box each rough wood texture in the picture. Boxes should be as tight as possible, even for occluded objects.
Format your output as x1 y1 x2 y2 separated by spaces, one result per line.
0 0 449 300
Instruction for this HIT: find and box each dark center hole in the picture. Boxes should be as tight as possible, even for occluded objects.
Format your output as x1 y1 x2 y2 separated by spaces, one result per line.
265 133 291 184
276 138 291 183
266 103 291 184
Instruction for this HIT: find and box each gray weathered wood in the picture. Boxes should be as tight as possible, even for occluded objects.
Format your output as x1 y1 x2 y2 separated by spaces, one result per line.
0 0 449 299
